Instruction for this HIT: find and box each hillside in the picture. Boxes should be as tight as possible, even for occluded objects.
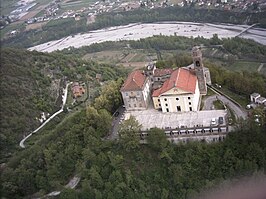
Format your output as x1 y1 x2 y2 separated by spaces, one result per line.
0 48 127 161
1 85 266 198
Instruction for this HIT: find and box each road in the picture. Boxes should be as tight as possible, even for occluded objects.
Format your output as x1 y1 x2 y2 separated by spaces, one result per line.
202 95 219 110
19 82 72 148
257 63 264 72
202 89 247 120
107 106 126 140
37 176 80 199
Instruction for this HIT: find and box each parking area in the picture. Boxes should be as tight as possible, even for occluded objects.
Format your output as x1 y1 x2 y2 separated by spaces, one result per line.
126 109 227 131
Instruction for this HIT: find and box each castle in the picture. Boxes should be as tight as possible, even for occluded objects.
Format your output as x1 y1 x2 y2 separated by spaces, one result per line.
120 46 211 112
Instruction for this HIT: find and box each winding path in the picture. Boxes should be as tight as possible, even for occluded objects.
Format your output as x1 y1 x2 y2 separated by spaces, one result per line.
19 82 72 148
203 87 247 119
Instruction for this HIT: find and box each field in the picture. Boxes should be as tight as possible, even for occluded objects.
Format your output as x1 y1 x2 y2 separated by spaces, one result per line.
59 0 97 11
25 21 48 31
229 61 262 73
82 49 165 69
0 0 18 15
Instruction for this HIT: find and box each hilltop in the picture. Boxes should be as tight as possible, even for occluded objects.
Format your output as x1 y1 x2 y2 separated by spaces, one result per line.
0 48 127 161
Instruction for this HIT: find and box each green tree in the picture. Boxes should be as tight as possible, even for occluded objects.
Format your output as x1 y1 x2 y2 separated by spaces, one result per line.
59 188 79 199
147 128 168 151
118 116 142 151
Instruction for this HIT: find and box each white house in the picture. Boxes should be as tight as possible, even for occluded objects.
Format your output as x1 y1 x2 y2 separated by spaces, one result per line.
250 93 261 103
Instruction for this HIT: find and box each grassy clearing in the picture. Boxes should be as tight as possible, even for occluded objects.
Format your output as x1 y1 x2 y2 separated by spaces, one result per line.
213 100 225 110
229 61 261 73
0 0 18 15
59 0 96 10
83 50 125 63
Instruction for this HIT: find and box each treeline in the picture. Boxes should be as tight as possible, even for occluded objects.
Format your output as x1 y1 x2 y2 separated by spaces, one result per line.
94 7 266 29
1 17 87 48
2 6 266 48
0 48 127 161
64 35 266 62
206 61 266 96
155 53 266 97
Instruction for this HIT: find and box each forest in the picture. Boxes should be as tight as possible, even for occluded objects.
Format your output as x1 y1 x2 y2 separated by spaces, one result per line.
1 35 266 198
0 48 128 162
1 79 265 198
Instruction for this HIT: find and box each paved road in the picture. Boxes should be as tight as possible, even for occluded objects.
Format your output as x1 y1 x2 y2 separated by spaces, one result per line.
257 63 264 72
202 95 219 110
203 89 247 120
37 176 80 198
108 106 126 140
19 82 72 148
218 95 247 119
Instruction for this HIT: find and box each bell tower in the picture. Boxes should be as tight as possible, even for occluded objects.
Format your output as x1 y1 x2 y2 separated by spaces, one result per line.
192 46 207 95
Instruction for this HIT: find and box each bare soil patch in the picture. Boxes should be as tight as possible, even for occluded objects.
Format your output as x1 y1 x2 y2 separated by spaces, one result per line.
20 10 40 21
26 21 47 30
117 62 147 69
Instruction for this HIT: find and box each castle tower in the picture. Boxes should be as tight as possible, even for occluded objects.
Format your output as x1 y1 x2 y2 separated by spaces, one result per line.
192 46 207 95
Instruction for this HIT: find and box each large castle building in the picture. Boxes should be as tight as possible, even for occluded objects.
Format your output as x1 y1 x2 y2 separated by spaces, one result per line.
120 46 211 112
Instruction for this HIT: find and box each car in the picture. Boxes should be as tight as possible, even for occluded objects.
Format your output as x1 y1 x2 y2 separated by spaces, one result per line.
211 118 216 126
114 112 119 117
218 117 224 125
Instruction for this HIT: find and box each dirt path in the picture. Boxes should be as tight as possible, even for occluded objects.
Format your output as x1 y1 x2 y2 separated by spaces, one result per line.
257 63 264 72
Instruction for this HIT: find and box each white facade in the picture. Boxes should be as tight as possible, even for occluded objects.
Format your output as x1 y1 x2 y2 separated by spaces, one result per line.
159 81 200 112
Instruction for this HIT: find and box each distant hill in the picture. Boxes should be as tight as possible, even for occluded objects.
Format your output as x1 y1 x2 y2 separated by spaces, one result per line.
0 48 127 161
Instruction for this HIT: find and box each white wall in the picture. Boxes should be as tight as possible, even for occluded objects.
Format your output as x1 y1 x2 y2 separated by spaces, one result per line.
159 81 200 113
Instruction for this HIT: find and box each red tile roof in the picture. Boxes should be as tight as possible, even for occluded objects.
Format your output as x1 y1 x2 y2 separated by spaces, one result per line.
154 68 173 77
152 68 197 97
120 70 147 92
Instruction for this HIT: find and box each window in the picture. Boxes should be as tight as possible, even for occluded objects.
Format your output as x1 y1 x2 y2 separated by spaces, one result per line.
126 92 128 96
176 98 179 101
164 98 167 101
137 92 140 96
159 103 161 106
139 103 142 107
176 106 181 112
134 104 136 107
158 99 160 102
166 108 169 112
189 102 191 105
188 97 191 100
196 61 200 67
189 107 192 111
165 103 168 106
129 104 131 107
